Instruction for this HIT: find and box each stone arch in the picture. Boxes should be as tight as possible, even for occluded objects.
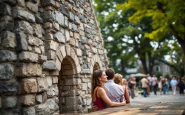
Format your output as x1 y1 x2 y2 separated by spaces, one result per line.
56 45 81 113
90 55 102 74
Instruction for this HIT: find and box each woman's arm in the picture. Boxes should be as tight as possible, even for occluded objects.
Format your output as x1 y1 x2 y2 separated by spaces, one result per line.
124 87 130 103
98 87 126 107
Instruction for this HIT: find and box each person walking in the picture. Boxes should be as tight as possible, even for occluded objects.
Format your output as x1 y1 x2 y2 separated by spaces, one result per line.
91 70 126 111
170 77 178 95
128 76 136 98
152 74 158 95
141 76 149 97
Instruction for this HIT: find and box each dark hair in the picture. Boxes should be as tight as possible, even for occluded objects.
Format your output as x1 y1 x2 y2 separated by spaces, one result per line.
105 68 115 80
91 70 103 97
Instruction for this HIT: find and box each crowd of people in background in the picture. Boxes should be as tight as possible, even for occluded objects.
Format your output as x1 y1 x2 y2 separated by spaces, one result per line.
138 74 185 98
91 68 185 112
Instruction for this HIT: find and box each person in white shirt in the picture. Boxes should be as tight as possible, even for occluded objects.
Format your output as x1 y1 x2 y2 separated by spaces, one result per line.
170 77 178 95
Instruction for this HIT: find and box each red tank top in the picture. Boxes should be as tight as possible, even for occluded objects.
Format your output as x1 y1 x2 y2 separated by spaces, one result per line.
92 87 106 111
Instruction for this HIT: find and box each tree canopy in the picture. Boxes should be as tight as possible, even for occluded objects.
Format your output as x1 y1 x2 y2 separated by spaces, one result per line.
117 0 185 55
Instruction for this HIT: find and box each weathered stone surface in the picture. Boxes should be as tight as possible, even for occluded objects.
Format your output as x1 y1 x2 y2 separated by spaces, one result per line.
28 36 43 46
15 63 42 77
13 6 35 23
47 85 58 97
40 0 55 7
45 50 56 60
16 21 33 35
19 78 37 94
65 30 70 42
0 3 11 16
0 63 14 80
0 82 18 94
20 94 35 106
16 32 28 52
33 24 42 38
54 31 66 43
3 96 17 108
1 31 16 48
37 77 48 92
43 60 57 70
17 0 25 7
65 78 81 85
26 2 38 13
55 11 65 26
0 50 16 62
46 77 52 87
22 107 35 115
36 94 42 104
19 51 38 62
45 99 59 114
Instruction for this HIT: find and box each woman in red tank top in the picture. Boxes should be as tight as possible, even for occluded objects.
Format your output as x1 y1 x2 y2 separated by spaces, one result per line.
91 70 126 111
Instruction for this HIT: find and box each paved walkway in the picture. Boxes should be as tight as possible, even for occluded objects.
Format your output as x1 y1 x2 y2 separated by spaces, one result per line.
59 91 185 115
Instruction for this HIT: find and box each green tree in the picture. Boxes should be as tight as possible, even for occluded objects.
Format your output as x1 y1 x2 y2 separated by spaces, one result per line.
117 0 185 57
93 0 170 75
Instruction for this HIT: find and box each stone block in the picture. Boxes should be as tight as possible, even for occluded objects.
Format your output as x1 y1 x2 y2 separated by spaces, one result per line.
15 32 28 52
46 76 52 87
45 40 58 51
0 3 11 16
56 58 61 71
0 50 16 62
1 31 16 49
26 2 38 13
45 50 56 60
81 83 87 90
17 0 25 7
36 94 42 104
22 107 35 115
20 94 35 106
19 51 38 62
64 16 68 27
37 77 48 92
65 44 71 56
45 33 54 40
16 21 33 35
45 99 59 114
28 36 43 46
33 24 42 38
0 63 14 80
59 4 69 17
69 38 76 46
39 55 47 63
52 77 58 84
56 49 63 62
43 60 57 70
53 22 60 31
54 31 66 43
40 0 55 7
13 6 35 23
19 78 37 94
65 30 70 42
65 78 81 85
0 82 18 94
3 96 17 108
55 11 65 26
0 20 14 31
59 45 66 58
15 63 42 77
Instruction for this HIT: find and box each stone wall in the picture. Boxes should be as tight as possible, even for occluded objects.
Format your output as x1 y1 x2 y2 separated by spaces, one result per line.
0 0 109 114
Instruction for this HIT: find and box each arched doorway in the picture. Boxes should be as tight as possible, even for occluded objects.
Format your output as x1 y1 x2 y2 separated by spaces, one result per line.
58 56 79 113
